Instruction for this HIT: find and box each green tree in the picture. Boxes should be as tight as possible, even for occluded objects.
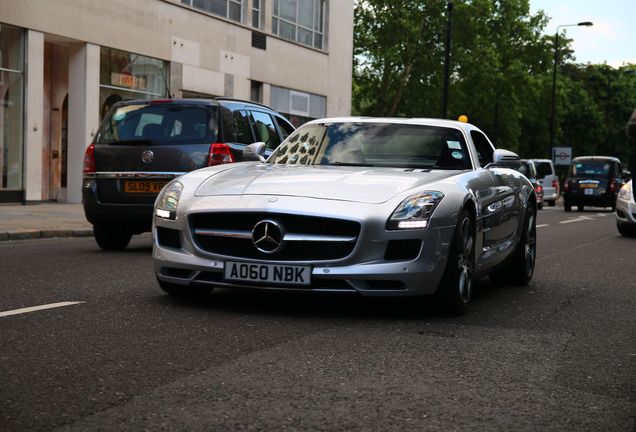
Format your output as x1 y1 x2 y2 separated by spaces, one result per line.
353 0 552 154
559 65 636 164
353 0 447 117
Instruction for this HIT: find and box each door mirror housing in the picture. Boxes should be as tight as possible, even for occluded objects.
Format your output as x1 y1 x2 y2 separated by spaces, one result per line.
243 142 267 162
486 149 521 169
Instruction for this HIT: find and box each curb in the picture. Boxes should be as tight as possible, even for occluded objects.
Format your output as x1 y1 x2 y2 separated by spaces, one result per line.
0 229 93 242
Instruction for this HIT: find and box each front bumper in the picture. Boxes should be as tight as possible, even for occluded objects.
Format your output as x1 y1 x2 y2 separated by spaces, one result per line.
615 196 636 229
152 204 456 297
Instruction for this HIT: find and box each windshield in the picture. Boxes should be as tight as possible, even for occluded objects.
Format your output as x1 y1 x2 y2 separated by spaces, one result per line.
569 161 611 178
95 104 217 144
268 122 471 170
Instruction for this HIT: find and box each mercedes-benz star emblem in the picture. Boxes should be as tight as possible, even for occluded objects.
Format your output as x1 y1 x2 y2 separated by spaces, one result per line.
252 220 284 254
141 150 154 164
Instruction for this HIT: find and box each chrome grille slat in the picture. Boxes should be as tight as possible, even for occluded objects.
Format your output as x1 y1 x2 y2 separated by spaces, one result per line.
190 212 361 261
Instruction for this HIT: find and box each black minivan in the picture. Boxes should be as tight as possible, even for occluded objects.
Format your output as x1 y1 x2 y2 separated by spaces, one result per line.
562 156 624 212
82 98 295 249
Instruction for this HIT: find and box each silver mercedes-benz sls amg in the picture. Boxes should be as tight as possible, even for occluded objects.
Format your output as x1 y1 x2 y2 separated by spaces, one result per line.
152 117 537 314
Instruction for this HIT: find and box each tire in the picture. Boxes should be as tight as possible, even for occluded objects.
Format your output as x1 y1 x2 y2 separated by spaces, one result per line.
548 200 556 207
437 209 475 315
93 224 132 250
564 200 571 212
158 279 212 298
490 205 537 286
538 202 543 210
617 224 636 238
577 205 584 212
508 205 536 285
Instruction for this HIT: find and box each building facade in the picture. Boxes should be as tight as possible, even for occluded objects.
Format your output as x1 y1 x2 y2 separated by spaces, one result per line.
0 0 353 204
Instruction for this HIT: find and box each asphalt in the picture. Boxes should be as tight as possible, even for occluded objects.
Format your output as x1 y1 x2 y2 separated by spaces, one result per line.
0 203 93 241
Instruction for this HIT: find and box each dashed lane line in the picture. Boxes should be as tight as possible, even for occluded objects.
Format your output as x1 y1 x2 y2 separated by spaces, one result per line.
0 301 85 318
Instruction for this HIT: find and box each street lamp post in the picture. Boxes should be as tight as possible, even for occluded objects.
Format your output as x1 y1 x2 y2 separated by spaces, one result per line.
441 1 453 119
549 21 593 147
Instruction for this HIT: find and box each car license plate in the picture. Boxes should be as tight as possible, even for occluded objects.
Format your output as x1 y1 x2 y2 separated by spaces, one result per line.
124 180 168 194
580 183 598 188
224 261 311 286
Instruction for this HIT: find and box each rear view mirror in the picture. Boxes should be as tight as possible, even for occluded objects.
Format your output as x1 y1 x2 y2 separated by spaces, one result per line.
486 149 521 169
243 142 267 162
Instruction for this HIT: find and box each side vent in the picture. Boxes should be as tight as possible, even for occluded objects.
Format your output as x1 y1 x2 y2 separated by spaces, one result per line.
252 31 267 50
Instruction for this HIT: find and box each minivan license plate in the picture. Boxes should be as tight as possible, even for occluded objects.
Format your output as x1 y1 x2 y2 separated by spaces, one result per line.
124 180 168 193
224 262 311 286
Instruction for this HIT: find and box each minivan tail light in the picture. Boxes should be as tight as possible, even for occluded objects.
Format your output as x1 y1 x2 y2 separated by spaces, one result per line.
83 143 96 173
564 180 569 192
610 180 617 193
207 143 235 166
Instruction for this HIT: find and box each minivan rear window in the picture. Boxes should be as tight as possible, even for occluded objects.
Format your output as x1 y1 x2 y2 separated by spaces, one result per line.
534 162 553 177
570 161 611 178
96 104 217 144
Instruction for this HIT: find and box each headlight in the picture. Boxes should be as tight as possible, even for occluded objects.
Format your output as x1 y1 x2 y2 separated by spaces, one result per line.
387 191 444 230
155 180 183 220
617 183 631 201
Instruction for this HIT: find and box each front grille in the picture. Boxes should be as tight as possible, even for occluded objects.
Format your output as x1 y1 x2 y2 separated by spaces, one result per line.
190 212 360 261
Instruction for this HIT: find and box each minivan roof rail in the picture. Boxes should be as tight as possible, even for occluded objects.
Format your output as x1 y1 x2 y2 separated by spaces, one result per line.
215 97 272 109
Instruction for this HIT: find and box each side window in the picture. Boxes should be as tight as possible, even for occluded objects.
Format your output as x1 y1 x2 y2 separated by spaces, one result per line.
276 116 295 140
232 110 256 144
470 130 494 167
251 111 281 150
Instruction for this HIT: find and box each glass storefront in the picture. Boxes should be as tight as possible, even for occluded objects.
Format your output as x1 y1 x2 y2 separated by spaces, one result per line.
99 47 168 121
0 23 25 200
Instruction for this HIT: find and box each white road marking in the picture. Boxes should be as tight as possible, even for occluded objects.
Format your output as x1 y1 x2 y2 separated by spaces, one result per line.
0 301 85 318
560 214 607 224
537 224 549 228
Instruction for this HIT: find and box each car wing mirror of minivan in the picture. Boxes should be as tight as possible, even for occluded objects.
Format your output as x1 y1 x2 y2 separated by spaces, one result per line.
485 149 521 169
243 142 267 162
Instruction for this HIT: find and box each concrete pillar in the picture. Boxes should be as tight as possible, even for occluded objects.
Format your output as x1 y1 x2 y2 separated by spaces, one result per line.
67 43 99 204
24 30 44 202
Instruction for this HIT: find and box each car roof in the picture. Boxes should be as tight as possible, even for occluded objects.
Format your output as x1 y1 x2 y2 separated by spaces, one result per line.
114 98 221 107
572 156 620 162
302 116 483 133
112 97 280 112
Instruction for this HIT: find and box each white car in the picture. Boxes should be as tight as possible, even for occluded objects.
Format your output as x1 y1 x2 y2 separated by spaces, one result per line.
531 159 559 206
152 117 538 315
616 180 636 237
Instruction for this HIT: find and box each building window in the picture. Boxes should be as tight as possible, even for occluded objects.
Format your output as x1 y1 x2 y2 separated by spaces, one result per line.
182 0 243 23
252 0 261 28
272 0 324 49
270 86 325 128
99 48 168 120
0 24 25 196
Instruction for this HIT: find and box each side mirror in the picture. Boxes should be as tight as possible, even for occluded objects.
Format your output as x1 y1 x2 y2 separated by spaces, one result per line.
486 149 521 168
243 142 267 162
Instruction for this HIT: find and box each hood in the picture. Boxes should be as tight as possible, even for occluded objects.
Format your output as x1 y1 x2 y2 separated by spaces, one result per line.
194 164 458 204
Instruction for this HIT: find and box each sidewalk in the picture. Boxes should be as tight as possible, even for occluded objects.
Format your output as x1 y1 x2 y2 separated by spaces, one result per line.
0 203 93 241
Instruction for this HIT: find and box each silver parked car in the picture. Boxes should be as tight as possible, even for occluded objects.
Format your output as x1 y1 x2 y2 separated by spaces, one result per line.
152 117 538 314
531 159 559 206
616 180 636 237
